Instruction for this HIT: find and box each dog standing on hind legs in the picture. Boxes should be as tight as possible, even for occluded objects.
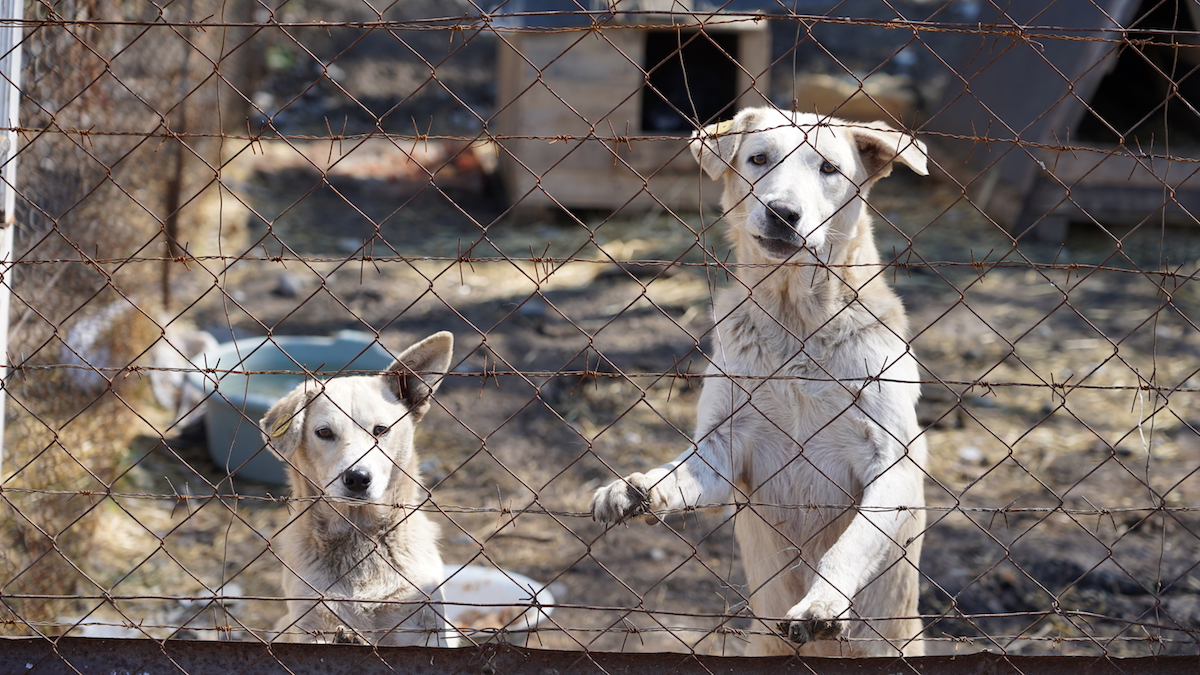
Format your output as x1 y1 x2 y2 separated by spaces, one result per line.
591 107 930 657
264 332 454 646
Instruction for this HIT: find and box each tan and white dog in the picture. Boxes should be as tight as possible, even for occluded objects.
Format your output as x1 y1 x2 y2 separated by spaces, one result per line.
265 332 453 647
591 108 929 656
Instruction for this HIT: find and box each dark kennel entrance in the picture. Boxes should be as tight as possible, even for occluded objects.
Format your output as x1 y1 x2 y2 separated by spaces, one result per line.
493 15 770 211
1077 0 1200 146
641 29 740 133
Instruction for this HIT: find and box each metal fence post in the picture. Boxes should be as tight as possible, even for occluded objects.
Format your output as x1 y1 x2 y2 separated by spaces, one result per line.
0 0 22 478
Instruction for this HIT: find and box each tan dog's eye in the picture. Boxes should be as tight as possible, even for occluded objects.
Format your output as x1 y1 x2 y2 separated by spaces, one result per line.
315 427 333 439
373 425 389 436
820 161 838 174
749 153 767 166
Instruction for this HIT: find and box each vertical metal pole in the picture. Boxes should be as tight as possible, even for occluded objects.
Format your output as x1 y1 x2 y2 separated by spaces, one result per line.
0 0 22 478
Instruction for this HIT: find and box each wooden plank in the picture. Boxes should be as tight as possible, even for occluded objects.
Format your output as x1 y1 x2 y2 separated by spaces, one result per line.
926 0 1140 221
521 81 642 127
6 637 1200 675
503 161 719 211
496 21 766 211
1022 179 1200 227
734 27 771 112
1030 146 1200 188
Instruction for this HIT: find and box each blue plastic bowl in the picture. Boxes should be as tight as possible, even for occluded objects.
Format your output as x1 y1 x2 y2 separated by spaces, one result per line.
186 331 394 484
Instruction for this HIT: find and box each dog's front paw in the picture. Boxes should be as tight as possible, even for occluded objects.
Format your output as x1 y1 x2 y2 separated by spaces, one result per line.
777 599 848 646
333 624 360 643
591 473 653 523
334 625 365 644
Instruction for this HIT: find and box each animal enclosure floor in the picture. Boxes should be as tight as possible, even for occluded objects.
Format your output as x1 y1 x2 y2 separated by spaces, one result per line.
87 170 1200 656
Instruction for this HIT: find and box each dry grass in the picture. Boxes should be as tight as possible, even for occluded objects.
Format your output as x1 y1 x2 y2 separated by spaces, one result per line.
2 0 253 636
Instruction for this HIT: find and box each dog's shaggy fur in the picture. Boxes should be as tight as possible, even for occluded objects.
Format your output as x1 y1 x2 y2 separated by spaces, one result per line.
264 332 453 646
591 108 929 656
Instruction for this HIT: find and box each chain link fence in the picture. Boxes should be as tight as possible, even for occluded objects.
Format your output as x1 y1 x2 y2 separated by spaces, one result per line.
4 0 1200 667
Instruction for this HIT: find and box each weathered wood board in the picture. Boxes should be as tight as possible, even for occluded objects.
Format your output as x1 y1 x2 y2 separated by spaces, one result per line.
495 18 770 213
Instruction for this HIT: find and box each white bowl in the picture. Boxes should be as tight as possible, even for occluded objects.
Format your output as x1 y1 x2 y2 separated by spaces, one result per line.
441 564 555 645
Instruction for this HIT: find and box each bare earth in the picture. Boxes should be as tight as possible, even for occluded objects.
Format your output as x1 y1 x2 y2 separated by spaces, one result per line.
71 153 1200 657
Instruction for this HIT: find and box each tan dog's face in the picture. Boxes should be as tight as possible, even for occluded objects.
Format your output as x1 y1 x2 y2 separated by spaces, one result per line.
261 332 454 502
690 108 928 261
281 377 418 501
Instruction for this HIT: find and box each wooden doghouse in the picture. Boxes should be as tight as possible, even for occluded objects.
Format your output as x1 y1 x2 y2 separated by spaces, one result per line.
929 0 1200 242
494 7 770 212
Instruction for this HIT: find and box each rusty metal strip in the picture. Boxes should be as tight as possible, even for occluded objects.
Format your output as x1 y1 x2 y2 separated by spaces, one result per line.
2 638 1198 675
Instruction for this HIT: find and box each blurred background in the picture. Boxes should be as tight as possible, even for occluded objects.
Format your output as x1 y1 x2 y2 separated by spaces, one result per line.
4 0 1200 659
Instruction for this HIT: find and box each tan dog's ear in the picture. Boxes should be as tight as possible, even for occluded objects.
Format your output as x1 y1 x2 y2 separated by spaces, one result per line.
847 121 928 181
260 385 314 459
689 108 764 180
385 331 454 421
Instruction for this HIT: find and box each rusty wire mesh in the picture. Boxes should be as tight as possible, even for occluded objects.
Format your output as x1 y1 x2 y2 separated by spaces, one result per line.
4 0 1200 667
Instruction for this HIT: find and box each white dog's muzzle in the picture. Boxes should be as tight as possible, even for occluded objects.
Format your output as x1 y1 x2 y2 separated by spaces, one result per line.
754 199 824 258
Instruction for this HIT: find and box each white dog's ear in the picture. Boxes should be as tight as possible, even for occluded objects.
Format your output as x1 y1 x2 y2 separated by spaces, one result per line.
260 385 314 459
689 108 763 180
847 122 928 180
386 331 454 419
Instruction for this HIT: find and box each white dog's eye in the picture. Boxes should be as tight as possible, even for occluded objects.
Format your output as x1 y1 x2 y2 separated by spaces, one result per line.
373 425 389 436
820 160 838 174
315 427 333 439
749 153 767 166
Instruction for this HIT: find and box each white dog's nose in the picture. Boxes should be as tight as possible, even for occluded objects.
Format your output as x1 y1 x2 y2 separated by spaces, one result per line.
767 200 802 229
342 468 372 493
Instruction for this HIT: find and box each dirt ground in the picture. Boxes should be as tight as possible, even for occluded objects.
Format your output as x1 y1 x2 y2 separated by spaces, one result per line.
55 146 1200 657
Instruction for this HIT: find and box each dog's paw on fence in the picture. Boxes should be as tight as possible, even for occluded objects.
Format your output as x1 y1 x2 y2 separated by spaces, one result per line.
590 474 653 523
776 617 844 645
777 598 848 646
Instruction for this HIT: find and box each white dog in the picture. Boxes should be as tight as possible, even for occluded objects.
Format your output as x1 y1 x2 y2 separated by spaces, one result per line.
591 108 929 657
264 332 453 647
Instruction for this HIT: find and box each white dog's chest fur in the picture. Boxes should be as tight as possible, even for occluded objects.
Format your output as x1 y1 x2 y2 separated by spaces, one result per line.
278 510 446 639
713 296 918 511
